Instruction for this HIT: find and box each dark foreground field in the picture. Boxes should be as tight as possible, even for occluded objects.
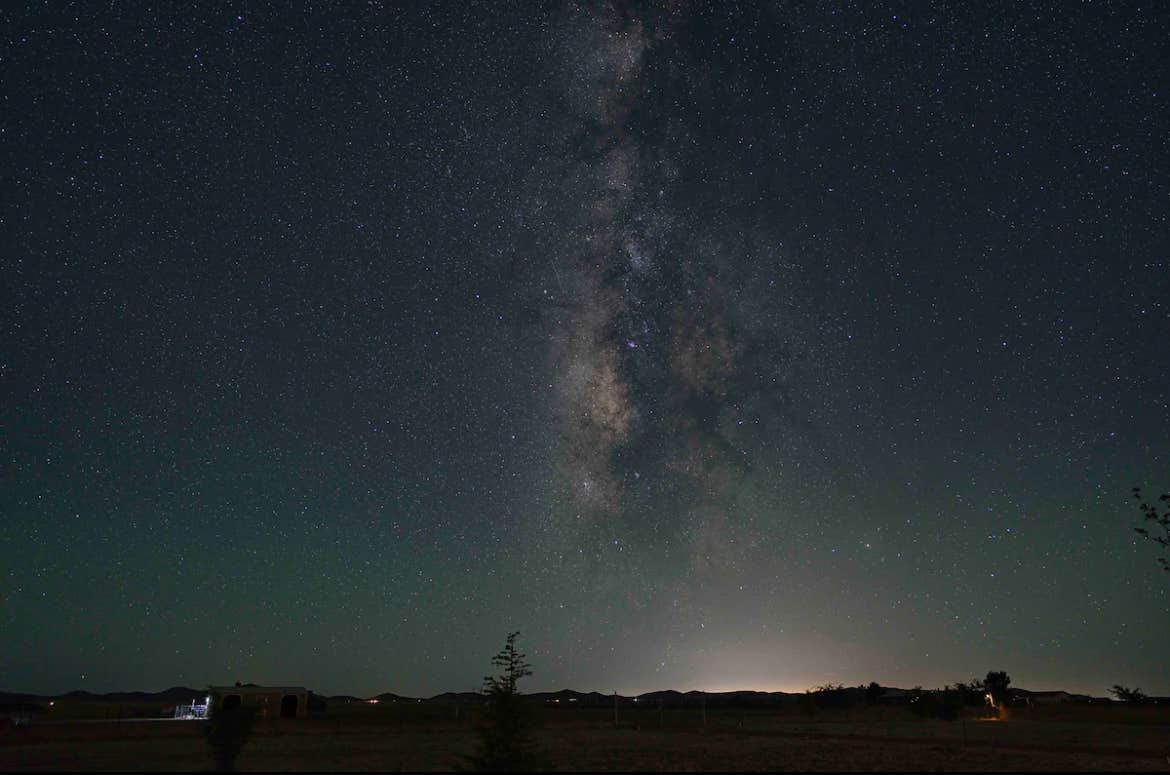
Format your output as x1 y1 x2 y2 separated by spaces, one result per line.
4 702 1170 771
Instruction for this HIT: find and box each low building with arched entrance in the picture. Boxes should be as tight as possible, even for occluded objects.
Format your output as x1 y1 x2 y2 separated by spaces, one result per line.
208 685 310 719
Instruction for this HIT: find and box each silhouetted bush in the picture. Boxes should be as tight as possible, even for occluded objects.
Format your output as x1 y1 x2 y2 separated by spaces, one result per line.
1110 685 1147 705
983 671 1011 707
959 679 988 707
205 704 256 772
811 684 859 709
910 686 965 720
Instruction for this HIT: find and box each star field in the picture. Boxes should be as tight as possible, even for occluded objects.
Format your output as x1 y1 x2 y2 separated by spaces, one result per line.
2 1 1168 698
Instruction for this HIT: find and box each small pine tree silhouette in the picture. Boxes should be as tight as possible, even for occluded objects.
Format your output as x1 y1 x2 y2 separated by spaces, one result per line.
468 631 546 772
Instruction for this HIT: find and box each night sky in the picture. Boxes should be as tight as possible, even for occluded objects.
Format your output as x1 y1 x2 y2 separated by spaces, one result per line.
3 2 1168 700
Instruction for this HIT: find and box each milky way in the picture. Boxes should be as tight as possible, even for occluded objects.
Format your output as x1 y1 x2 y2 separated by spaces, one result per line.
536 4 801 590
546 3 654 515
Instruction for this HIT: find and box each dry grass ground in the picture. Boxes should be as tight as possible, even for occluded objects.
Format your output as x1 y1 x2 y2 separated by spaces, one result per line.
3 701 1169 771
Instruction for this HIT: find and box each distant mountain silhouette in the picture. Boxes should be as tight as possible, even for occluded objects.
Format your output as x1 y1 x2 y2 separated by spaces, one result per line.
371 692 420 703
0 687 204 704
101 687 206 702
5 684 1147 709
526 689 611 706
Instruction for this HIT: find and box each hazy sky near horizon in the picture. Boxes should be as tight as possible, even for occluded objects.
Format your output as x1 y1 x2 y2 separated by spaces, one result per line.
3 1 1168 699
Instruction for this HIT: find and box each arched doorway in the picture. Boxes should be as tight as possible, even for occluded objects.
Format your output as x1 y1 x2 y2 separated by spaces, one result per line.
280 694 298 718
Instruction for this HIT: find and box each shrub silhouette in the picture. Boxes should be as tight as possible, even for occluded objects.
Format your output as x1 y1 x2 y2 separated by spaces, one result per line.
953 679 987 707
1110 685 1147 705
909 686 964 720
468 631 547 772
809 684 857 709
205 702 256 772
982 671 1011 706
